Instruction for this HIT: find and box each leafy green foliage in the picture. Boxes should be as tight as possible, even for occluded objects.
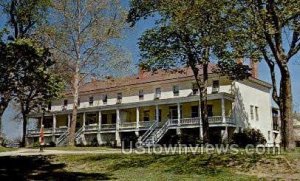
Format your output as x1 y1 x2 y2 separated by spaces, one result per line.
217 60 252 80
0 38 64 146
0 0 51 39
232 128 266 148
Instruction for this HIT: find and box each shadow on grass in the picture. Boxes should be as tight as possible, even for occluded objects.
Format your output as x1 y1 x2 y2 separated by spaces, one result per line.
0 156 113 180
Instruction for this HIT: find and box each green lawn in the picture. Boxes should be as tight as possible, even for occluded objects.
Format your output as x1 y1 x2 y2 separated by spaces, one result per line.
0 146 18 152
1 147 299 180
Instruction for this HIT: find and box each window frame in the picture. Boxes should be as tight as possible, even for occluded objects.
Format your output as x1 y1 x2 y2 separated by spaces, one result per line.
155 87 161 98
255 106 259 121
173 85 179 96
250 105 254 120
102 94 108 104
212 80 220 93
139 89 144 100
89 96 94 106
192 83 198 95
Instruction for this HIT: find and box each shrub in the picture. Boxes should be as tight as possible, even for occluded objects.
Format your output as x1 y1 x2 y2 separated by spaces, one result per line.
32 141 40 148
232 128 266 148
48 141 56 147
91 137 99 147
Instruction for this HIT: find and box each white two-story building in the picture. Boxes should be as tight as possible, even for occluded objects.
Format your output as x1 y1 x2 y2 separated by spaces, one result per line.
26 64 280 147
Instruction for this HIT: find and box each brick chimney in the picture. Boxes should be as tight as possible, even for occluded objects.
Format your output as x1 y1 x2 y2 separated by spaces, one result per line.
250 59 259 79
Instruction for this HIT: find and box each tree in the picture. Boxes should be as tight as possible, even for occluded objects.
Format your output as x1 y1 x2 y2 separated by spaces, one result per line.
0 0 50 39
0 0 50 130
127 0 250 143
44 0 129 146
227 0 300 149
0 39 64 146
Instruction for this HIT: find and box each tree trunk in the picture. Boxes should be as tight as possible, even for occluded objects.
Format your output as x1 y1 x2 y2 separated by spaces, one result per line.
21 113 27 147
201 63 209 143
279 67 295 150
68 64 80 146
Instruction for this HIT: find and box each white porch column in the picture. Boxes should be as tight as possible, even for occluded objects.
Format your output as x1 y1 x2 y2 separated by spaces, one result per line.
67 114 71 128
155 105 159 122
81 112 87 145
135 107 140 137
177 103 181 126
97 111 103 145
221 97 228 143
83 112 86 130
116 109 121 146
176 103 181 135
98 111 102 130
221 97 226 123
198 100 203 141
52 114 57 142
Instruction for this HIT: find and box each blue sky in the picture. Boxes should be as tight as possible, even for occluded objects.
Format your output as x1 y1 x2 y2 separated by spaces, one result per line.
0 1 299 140
120 1 300 112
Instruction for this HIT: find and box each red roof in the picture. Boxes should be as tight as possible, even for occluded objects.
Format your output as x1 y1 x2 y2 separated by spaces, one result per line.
76 64 216 94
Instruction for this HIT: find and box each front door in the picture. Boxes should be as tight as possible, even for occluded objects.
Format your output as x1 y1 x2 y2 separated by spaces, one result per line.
169 106 182 120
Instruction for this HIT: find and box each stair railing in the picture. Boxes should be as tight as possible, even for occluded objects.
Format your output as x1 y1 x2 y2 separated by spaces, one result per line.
152 119 171 144
56 129 69 146
138 120 159 143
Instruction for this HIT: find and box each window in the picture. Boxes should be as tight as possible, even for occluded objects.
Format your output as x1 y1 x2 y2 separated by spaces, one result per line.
63 99 68 109
102 94 108 104
139 89 144 100
111 113 116 124
255 106 259 121
212 80 220 93
207 105 213 117
191 106 199 118
155 109 162 122
78 98 80 107
173 85 179 96
250 105 254 120
102 114 108 124
143 110 150 121
117 93 122 101
192 83 198 95
155 88 161 99
89 96 94 106
47 102 51 111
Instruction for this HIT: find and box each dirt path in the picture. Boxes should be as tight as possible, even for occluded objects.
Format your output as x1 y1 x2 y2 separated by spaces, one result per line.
0 148 123 157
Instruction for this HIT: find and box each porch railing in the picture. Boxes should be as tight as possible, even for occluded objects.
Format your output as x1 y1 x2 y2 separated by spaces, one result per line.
101 124 116 130
181 117 200 125
55 127 68 134
85 124 98 131
27 128 53 135
120 122 136 129
139 121 154 128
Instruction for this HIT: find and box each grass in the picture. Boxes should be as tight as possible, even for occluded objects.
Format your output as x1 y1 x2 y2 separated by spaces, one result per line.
50 153 260 180
0 146 18 152
1 147 299 180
